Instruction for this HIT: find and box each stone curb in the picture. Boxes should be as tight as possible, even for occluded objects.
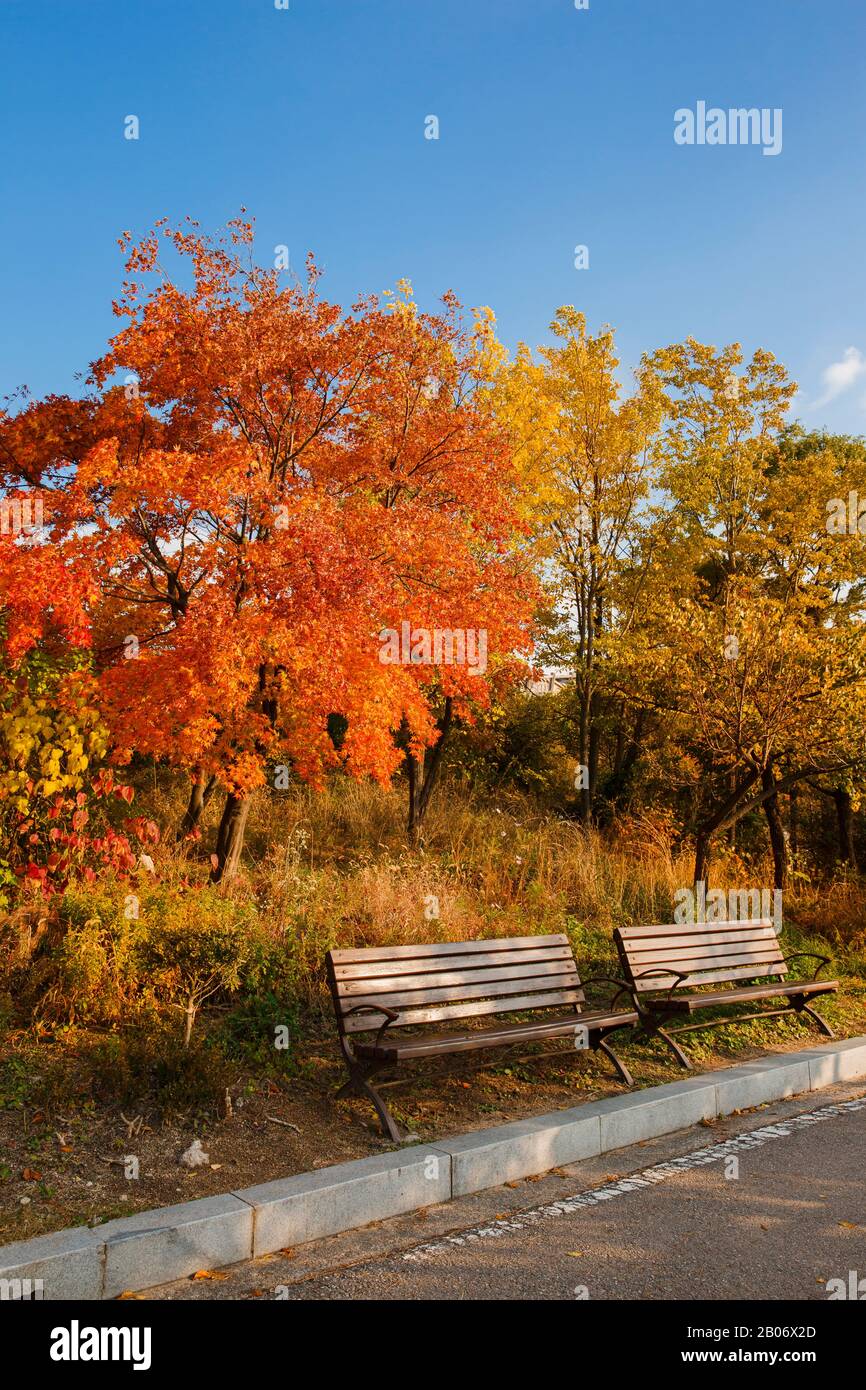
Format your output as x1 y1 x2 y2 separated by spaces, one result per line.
2 1036 864 1299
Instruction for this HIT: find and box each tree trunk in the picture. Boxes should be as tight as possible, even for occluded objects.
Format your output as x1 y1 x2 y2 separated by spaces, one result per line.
177 771 218 841
832 788 857 869
694 829 711 887
407 698 453 842
211 790 254 883
576 673 591 823
588 692 602 814
613 705 625 778
692 765 763 887
601 708 647 820
407 749 421 842
695 762 839 888
727 775 737 850
761 765 787 890
789 784 799 860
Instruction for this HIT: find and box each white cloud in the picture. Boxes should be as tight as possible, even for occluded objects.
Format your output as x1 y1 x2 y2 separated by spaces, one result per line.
812 346 866 408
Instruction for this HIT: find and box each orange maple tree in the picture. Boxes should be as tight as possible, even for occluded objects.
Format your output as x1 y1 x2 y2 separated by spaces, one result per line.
2 218 535 879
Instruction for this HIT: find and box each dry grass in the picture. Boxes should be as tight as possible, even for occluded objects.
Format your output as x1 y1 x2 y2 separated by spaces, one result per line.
135 773 866 1012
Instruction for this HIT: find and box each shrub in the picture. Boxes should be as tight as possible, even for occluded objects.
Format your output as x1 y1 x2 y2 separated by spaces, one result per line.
0 672 146 897
130 885 272 1044
44 881 147 1024
28 879 274 1041
83 1025 236 1112
216 990 300 1069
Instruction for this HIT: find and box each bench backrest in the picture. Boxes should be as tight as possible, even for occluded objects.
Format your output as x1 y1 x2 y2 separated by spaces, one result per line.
327 934 585 1033
614 919 786 993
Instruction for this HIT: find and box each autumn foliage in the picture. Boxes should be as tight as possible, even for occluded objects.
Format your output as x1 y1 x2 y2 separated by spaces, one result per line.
1 217 535 881
5 216 866 899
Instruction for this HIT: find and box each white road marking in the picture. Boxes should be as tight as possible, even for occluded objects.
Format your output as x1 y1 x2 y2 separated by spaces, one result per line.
402 1095 866 1262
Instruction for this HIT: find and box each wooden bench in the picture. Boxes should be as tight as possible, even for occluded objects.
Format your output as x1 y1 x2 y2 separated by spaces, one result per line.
326 934 638 1140
614 918 838 1069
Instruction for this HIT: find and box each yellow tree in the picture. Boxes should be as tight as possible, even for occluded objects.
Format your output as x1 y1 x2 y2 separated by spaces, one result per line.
764 428 866 869
641 343 866 886
494 309 662 820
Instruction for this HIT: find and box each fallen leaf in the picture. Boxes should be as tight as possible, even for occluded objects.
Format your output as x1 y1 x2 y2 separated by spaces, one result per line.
839 1220 859 1230
566 1251 584 1257
190 1269 229 1281
21 1168 42 1181
116 1291 144 1300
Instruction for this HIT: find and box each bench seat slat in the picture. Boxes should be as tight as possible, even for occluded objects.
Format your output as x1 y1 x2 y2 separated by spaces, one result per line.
336 958 580 998
617 920 773 940
625 938 780 958
627 949 786 973
629 962 790 991
646 979 838 1013
330 934 568 964
625 932 780 959
355 1008 639 1059
342 988 587 1031
340 970 585 1013
332 944 574 980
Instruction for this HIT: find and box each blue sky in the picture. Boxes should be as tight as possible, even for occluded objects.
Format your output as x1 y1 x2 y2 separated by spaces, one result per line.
2 0 865 432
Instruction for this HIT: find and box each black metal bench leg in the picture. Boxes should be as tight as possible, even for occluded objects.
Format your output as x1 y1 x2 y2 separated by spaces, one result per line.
597 1037 634 1087
359 1075 405 1144
656 1026 693 1070
798 1002 835 1039
337 1062 405 1143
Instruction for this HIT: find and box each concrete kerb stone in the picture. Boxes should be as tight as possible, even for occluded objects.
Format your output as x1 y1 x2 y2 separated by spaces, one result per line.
803 1036 866 1090
99 1194 254 1300
0 1224 105 1301
236 1145 452 1255
432 1108 601 1197
589 1075 719 1151
713 1054 813 1115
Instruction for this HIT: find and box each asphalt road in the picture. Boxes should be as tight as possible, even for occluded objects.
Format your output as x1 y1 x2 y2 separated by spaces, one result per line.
146 1081 866 1302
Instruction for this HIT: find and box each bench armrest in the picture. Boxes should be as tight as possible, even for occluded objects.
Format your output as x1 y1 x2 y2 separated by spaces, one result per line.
780 952 832 980
342 1003 400 1047
579 974 634 1010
